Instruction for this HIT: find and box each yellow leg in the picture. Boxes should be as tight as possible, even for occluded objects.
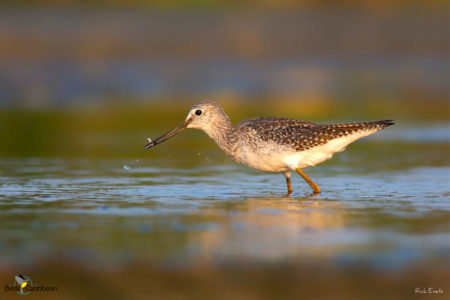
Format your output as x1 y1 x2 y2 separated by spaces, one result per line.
296 168 321 194
284 172 293 194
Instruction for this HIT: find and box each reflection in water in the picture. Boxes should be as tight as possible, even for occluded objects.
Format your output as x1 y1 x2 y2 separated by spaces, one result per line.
195 197 347 261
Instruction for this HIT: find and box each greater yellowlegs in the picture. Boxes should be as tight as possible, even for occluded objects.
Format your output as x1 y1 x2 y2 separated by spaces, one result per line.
145 101 394 194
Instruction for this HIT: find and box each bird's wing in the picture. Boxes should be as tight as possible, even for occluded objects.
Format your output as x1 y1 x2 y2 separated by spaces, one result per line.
235 117 316 150
238 118 393 151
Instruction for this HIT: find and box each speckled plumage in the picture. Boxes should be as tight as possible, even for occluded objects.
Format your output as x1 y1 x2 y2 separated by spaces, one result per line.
145 101 394 194
234 117 394 152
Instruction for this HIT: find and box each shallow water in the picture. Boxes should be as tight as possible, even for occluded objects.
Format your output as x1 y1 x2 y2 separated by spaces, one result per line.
0 125 449 298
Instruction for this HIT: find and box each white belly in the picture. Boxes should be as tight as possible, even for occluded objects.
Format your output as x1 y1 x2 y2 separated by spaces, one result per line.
234 141 293 173
284 129 377 169
234 129 377 172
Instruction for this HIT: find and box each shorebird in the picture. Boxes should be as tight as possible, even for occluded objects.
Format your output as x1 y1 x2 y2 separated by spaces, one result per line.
145 101 393 194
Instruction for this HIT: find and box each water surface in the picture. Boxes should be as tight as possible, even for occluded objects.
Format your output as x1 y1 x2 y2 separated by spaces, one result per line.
0 125 448 299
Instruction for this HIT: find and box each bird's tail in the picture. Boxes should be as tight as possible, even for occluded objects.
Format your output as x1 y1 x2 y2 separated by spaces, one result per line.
371 119 395 129
326 120 395 132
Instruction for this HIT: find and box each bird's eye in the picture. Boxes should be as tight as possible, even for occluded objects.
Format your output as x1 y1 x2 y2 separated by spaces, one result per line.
195 109 202 116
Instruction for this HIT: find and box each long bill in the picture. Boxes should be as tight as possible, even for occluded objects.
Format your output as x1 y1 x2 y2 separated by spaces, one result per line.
145 121 189 149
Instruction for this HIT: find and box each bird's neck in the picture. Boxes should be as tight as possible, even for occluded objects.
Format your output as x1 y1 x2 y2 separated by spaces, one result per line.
204 118 235 155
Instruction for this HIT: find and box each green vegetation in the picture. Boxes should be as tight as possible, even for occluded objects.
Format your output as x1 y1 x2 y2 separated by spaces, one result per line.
1 97 448 158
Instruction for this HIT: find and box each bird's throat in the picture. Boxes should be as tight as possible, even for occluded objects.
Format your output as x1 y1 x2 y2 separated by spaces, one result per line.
205 122 235 155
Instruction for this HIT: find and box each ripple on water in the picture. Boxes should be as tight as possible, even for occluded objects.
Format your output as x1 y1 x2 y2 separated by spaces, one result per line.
0 154 448 270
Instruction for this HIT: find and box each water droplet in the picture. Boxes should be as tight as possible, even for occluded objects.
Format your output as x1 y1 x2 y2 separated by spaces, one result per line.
123 164 131 170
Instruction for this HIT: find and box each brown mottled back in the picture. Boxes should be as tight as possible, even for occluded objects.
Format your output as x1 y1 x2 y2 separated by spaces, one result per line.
236 117 394 151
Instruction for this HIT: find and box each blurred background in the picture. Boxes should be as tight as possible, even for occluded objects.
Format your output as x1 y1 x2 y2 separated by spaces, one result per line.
0 1 449 299
0 0 448 158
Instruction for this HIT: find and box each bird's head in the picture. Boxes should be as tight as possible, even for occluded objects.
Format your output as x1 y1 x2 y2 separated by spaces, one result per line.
145 101 230 149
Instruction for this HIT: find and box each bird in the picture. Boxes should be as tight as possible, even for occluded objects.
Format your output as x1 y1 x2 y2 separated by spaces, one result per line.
15 275 28 294
145 101 394 194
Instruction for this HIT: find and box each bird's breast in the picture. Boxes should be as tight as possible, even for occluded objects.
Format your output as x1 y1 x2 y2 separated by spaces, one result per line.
230 142 293 173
